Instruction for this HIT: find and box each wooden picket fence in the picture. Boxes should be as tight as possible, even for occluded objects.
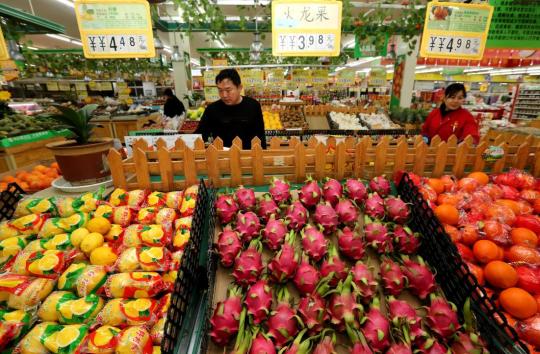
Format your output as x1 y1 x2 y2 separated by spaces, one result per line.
107 132 540 191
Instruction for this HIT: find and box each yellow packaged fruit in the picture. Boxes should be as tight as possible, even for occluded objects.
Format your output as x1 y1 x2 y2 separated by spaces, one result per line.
90 245 118 266
77 189 104 213
57 293 104 324
96 298 160 327
0 308 33 349
127 190 149 208
87 217 112 235
42 324 89 353
9 214 47 236
38 291 76 322
174 216 192 231
94 204 114 221
104 272 164 298
94 298 124 327
122 224 170 248
112 206 135 227
137 207 158 225
0 220 20 241
0 236 27 267
150 316 165 344
40 233 72 251
105 224 123 242
71 227 89 247
116 326 152 354
16 250 73 278
179 195 197 217
80 232 104 254
14 322 53 354
109 188 128 206
164 191 183 209
14 197 56 217
0 274 55 310
173 228 190 250
153 346 161 354
37 217 65 238
55 197 76 218
155 208 177 228
116 247 170 272
146 191 165 207
57 264 108 297
85 325 121 353
58 212 90 233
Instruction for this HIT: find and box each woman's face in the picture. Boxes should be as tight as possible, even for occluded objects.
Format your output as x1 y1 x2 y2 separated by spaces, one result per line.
444 90 465 110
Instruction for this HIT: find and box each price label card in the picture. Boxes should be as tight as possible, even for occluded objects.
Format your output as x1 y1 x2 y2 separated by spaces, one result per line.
204 87 220 102
272 0 342 57
311 69 329 87
292 69 311 88
58 83 71 91
99 82 113 91
0 27 9 61
74 0 155 58
204 70 216 87
46 82 59 91
420 2 494 60
267 68 284 87
336 70 355 87
244 69 264 87
75 82 87 91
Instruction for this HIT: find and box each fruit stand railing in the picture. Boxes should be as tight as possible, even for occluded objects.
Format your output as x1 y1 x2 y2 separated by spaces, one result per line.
107 133 540 191
261 104 378 115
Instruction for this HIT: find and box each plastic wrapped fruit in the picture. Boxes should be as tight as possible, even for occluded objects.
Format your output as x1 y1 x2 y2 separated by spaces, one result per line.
112 206 136 227
25 233 73 252
121 225 171 248
57 264 108 297
116 247 171 272
39 324 90 353
116 326 152 354
127 190 149 208
0 308 34 351
137 207 158 225
95 298 161 327
0 236 28 267
38 212 89 238
14 197 56 217
82 325 122 353
0 220 21 241
9 249 78 279
94 204 114 222
0 274 54 310
8 214 48 236
104 272 165 298
109 188 128 207
13 322 52 354
146 191 166 208
38 291 77 322
165 191 183 209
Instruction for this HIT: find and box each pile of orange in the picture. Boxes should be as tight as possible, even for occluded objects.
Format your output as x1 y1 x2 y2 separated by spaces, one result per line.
0 162 61 192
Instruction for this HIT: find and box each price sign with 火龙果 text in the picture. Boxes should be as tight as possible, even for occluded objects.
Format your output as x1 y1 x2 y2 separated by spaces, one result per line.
272 0 342 57
74 0 155 58
420 1 493 60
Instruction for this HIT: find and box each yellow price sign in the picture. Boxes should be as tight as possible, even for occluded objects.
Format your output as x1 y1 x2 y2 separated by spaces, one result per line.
74 0 155 58
58 83 71 91
244 69 264 87
420 1 494 60
46 82 59 91
336 70 355 87
204 87 220 102
311 69 329 87
292 69 311 87
0 27 9 60
212 58 228 67
272 0 342 57
267 69 284 87
204 70 216 87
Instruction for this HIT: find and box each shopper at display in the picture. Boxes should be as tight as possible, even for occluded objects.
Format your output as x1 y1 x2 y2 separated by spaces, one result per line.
163 88 186 118
194 68 266 149
421 83 479 144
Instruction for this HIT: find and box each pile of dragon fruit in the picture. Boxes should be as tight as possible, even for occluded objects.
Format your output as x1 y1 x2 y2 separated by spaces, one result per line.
210 176 488 353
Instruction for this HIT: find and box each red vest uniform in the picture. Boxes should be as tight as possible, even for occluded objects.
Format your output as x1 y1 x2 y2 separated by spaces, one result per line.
421 107 479 144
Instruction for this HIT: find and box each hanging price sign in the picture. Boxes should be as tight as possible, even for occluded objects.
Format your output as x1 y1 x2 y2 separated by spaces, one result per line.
311 69 329 87
75 82 87 91
204 87 220 102
46 82 59 91
336 70 355 87
58 83 71 91
0 27 9 61
272 0 342 56
267 69 284 87
292 69 311 88
204 70 216 87
74 0 155 58
420 1 494 60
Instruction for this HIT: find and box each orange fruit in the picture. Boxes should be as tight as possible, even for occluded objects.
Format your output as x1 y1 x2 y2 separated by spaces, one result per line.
437 193 461 206
534 199 540 214
511 228 538 247
34 164 48 172
466 262 484 285
2 176 15 183
444 224 462 243
461 224 479 245
499 287 537 319
18 182 29 191
440 175 456 192
495 199 520 215
473 240 503 264
468 172 489 186
434 204 460 225
484 261 518 289
427 178 445 194
458 177 480 192
506 245 540 265
0 183 7 191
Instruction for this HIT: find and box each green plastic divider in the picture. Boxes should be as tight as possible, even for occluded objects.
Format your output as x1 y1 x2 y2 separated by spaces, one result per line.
0 129 72 148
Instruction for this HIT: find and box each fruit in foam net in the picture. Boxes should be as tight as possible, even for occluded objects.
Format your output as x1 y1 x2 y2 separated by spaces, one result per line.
86 217 111 235
80 232 104 254
70 227 89 247
90 245 118 266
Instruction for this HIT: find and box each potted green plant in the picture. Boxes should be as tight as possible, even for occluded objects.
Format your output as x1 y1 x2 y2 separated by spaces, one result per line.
45 104 113 185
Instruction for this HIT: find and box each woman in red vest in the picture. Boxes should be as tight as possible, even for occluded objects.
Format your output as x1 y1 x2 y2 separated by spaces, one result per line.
421 83 479 144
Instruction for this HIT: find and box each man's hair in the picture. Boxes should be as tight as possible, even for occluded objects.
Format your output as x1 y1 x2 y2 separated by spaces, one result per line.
164 88 174 97
216 68 242 87
445 83 467 98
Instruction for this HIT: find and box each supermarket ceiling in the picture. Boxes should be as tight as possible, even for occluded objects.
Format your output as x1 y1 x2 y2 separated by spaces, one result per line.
2 0 429 62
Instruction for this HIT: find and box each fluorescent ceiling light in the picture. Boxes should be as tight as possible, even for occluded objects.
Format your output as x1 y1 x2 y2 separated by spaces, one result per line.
163 46 172 54
46 33 81 46
192 69 202 76
216 0 270 4
27 46 38 50
215 40 225 48
416 68 443 74
335 66 346 72
53 0 74 8
385 64 394 68
415 65 427 70
190 58 200 66
346 56 380 68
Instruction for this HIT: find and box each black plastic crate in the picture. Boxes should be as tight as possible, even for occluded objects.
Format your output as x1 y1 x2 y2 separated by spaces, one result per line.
397 173 529 354
161 179 210 354
0 183 25 221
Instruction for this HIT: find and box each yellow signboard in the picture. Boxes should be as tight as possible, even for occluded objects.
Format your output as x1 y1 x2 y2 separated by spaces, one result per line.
292 69 311 87
212 58 228 67
311 69 329 87
74 0 155 59
46 82 59 91
0 27 9 61
204 70 216 87
99 82 113 91
336 70 355 87
204 87 220 102
267 68 284 87
75 82 87 91
58 83 71 91
244 69 264 87
272 0 342 56
420 1 494 60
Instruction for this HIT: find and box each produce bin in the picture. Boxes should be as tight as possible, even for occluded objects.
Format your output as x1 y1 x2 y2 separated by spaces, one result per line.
398 173 529 353
0 182 25 221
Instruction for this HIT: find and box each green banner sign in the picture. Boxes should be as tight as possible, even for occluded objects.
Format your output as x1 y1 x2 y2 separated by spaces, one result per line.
0 129 72 148
486 0 540 49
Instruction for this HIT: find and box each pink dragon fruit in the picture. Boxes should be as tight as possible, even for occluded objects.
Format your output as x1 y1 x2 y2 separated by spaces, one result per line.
364 216 393 254
335 198 359 226
312 332 336 354
386 343 413 354
451 332 488 354
416 338 449 354
298 292 328 335
385 197 410 224
425 295 460 339
301 225 327 262
216 227 242 267
401 256 437 300
320 243 348 287
387 296 424 342
322 178 343 206
328 274 362 331
281 329 314 354
364 193 386 219
250 331 276 354
380 258 406 296
261 215 288 251
361 298 390 352
209 286 243 346
351 262 378 304
235 211 261 242
257 193 280 222
285 201 309 231
235 185 256 211
369 175 391 197
215 194 239 224
268 231 299 283
314 202 339 235
293 254 320 295
269 177 291 204
347 327 374 354
232 239 264 287
344 178 368 206
230 308 251 354
337 227 365 261
393 225 420 254
299 177 322 208
267 287 301 348
245 277 273 324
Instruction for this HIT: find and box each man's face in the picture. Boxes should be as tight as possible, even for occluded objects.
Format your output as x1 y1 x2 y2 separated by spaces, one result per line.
217 79 242 105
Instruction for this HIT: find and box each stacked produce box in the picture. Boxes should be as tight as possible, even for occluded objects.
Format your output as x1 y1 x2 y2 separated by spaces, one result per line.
208 176 492 352
0 185 200 353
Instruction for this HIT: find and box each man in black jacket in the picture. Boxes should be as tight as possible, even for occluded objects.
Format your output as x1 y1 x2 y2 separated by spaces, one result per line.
194 69 266 149
163 88 186 118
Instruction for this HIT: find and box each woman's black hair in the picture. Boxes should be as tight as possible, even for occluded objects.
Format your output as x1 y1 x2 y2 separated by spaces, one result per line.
164 88 174 97
444 83 467 98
